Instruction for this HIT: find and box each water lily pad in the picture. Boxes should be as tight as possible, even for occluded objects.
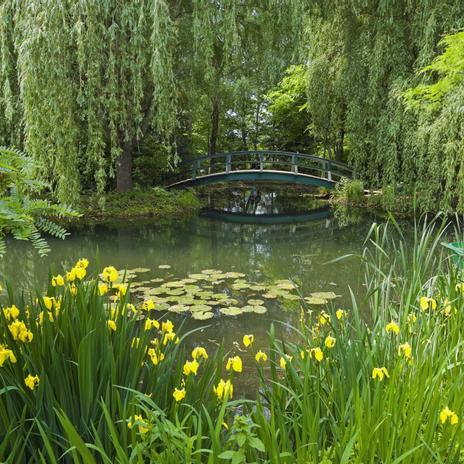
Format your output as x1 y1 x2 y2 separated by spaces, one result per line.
304 296 328 305
166 289 184 296
252 305 267 314
131 287 146 293
248 299 264 305
164 281 185 288
310 292 339 300
155 303 170 311
250 285 266 292
220 298 239 306
133 286 151 293
188 274 207 280
232 283 251 290
158 264 172 269
149 287 167 295
150 278 164 283
271 289 290 298
190 304 212 312
197 291 214 298
169 304 190 313
177 296 196 305
219 307 244 316
192 311 214 320
201 269 221 275
281 293 300 301
224 272 246 279
130 267 150 273
262 292 277 299
276 282 297 290
241 305 256 313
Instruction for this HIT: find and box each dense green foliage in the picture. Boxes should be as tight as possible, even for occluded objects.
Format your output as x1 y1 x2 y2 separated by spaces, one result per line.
3 0 464 213
0 1 303 203
77 187 201 224
1 220 464 462
265 65 314 152
0 147 77 257
304 2 464 211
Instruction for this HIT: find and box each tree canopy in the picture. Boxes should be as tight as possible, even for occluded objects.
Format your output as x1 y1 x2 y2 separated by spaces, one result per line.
303 1 464 211
0 0 303 203
2 1 464 212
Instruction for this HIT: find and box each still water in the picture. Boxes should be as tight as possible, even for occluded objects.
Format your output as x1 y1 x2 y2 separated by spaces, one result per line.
0 188 389 387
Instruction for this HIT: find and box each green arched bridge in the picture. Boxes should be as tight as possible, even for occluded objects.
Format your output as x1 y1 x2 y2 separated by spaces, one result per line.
165 151 352 189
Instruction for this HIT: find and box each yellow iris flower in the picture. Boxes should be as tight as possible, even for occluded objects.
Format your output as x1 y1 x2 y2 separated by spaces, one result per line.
107 320 117 331
192 346 208 360
214 379 233 400
419 296 437 311
101 266 118 283
3 305 20 321
183 359 199 376
372 367 389 381
51 275 64 286
255 350 268 363
0 344 17 366
226 355 243 373
440 407 459 425
243 334 254 347
173 387 186 402
385 321 400 335
128 414 149 434
324 335 336 348
24 374 40 391
310 347 323 362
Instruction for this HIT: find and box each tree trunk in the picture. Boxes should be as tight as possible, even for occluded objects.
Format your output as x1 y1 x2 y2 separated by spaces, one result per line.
334 128 345 161
116 141 133 192
208 99 220 156
253 100 261 151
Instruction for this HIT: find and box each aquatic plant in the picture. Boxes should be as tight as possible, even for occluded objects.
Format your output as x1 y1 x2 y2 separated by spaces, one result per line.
0 218 464 462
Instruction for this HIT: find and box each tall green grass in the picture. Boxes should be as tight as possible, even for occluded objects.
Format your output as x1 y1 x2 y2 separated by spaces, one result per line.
1 216 463 462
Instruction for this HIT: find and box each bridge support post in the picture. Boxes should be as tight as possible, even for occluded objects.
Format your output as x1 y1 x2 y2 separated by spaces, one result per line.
259 153 264 171
326 161 332 181
292 154 298 173
192 160 197 180
226 154 231 173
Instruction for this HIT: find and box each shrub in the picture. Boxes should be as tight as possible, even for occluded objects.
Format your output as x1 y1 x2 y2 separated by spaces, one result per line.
333 177 365 204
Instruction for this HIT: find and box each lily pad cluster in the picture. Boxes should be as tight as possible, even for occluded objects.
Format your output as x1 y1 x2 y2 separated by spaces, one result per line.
118 267 339 320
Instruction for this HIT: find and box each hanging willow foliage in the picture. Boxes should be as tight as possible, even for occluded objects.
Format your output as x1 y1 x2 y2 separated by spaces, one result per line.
0 0 176 204
304 0 464 212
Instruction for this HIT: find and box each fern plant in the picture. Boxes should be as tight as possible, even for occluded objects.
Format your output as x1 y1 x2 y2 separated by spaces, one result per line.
0 146 79 257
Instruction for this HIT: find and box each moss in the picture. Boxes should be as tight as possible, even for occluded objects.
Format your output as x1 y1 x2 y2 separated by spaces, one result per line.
68 187 202 225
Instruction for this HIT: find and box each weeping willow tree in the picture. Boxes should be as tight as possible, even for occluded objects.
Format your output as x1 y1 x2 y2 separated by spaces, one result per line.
0 0 176 203
304 1 464 211
0 0 304 204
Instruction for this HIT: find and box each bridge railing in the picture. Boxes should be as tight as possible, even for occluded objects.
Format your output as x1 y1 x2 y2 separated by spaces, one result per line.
164 150 352 186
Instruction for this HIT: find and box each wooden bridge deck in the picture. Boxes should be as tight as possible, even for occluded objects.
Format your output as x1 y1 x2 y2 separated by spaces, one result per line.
165 151 352 189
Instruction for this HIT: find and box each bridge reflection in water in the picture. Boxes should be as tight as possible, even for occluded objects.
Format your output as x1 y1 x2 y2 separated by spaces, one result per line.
198 187 333 232
201 205 332 225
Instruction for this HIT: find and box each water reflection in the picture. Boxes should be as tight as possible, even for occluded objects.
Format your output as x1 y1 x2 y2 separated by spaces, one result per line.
0 188 379 369
0 194 382 393
203 185 328 216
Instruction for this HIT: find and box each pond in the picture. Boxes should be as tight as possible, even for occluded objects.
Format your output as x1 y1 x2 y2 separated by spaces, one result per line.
0 186 397 390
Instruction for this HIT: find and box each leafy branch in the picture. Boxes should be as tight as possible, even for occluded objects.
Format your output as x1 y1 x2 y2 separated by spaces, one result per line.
0 146 79 257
